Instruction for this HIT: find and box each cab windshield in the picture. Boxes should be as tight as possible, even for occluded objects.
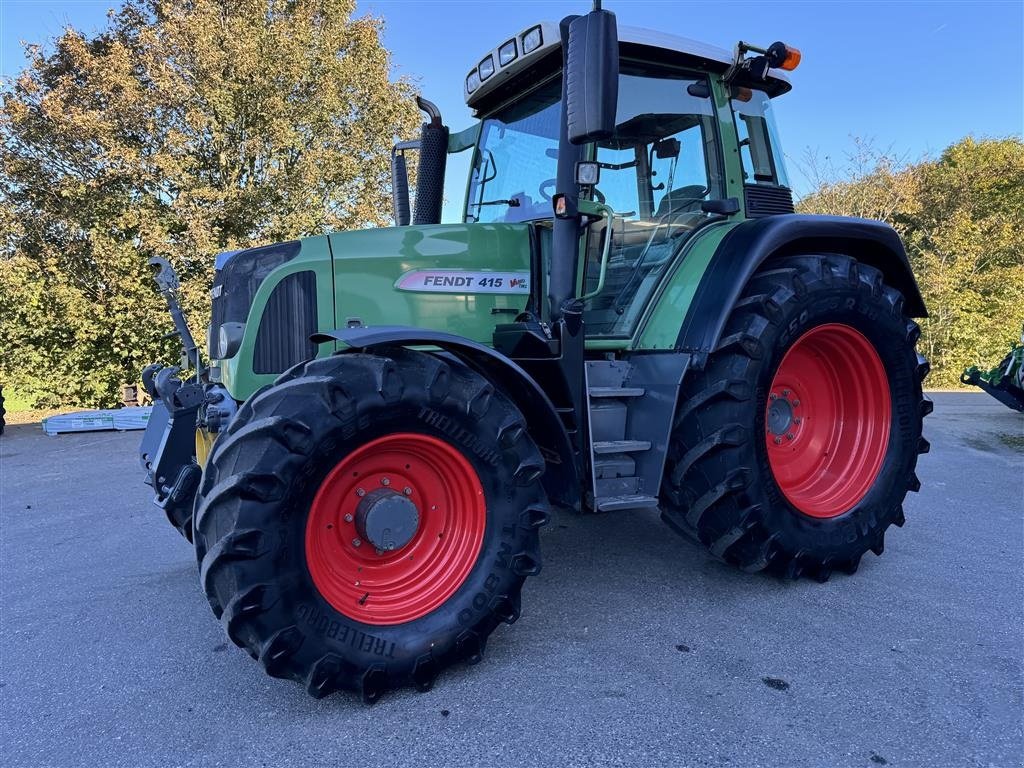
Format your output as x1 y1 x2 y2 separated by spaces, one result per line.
465 78 561 224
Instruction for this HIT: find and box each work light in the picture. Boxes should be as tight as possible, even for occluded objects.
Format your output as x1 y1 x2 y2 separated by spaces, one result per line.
575 161 600 186
466 69 481 94
499 39 517 66
478 55 495 81
522 25 542 54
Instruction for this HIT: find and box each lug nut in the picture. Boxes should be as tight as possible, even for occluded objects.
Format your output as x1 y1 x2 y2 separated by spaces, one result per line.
773 436 782 445
352 538 362 547
344 514 353 523
375 548 383 555
403 487 412 496
356 488 365 497
792 399 800 407
769 393 779 401
786 433 795 440
782 389 791 397
381 477 390 486
794 417 802 425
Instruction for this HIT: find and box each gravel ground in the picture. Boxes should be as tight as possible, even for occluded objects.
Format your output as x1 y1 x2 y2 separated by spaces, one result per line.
1 392 1021 768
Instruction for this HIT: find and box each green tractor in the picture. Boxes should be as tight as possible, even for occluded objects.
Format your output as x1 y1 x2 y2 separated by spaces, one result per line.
139 5 931 702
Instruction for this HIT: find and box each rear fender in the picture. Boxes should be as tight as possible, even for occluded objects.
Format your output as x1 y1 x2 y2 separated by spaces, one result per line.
675 214 927 367
312 326 579 510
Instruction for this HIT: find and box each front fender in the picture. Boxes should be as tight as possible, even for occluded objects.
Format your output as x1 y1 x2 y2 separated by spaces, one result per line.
312 326 579 511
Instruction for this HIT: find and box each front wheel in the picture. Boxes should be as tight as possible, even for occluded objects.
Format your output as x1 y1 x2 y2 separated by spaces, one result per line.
661 254 931 581
193 348 550 701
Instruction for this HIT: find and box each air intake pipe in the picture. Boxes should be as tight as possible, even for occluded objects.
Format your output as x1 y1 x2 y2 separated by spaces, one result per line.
391 148 411 226
412 96 448 226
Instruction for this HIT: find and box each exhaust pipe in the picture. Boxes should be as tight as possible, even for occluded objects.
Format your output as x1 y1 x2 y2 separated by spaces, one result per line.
412 96 448 226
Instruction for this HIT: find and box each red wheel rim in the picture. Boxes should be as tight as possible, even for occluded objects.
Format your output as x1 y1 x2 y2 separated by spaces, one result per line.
305 433 486 625
765 323 891 518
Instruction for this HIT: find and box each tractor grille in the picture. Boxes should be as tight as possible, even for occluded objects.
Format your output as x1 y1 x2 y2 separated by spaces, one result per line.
253 270 318 374
744 184 795 218
209 240 301 358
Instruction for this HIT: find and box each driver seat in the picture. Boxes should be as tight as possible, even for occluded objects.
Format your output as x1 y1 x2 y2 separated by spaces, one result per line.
654 184 706 218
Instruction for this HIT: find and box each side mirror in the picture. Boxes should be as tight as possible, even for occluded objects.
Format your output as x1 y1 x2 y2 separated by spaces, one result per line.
565 9 619 145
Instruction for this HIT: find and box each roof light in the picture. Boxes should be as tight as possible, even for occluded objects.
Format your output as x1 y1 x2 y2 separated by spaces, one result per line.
498 39 517 67
466 69 481 94
522 25 543 54
779 46 801 71
767 41 801 71
478 55 495 81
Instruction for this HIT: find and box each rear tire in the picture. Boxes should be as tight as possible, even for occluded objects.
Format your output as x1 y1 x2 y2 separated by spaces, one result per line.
661 254 931 581
193 348 549 701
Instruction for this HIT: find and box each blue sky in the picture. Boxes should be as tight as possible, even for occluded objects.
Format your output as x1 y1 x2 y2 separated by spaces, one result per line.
3 0 1022 217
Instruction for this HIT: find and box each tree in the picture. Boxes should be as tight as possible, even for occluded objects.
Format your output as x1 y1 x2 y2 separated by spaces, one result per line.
797 137 1024 388
0 0 420 407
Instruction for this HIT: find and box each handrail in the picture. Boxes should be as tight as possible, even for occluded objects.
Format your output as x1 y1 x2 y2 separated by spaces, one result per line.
580 202 616 301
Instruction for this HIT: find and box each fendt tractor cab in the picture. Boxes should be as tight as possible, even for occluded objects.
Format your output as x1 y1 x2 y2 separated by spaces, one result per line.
140 4 931 701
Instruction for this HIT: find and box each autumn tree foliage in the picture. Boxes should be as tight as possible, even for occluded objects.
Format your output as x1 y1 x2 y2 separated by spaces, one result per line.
0 0 420 407
797 137 1024 388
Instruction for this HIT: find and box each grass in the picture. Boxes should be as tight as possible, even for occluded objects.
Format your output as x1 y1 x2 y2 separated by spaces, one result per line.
2 388 77 426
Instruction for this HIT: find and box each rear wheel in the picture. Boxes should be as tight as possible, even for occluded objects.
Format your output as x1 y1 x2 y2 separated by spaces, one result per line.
661 254 931 580
193 348 549 701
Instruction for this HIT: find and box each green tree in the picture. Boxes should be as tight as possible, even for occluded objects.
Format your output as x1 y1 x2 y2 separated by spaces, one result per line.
0 0 420 407
797 137 1024 388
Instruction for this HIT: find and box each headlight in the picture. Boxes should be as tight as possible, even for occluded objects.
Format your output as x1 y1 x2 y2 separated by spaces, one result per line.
216 322 245 360
498 39 517 66
466 69 481 94
478 55 495 81
522 25 542 54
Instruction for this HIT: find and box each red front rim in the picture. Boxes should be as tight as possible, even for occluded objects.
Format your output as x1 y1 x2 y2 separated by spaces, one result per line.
305 433 486 625
765 323 892 519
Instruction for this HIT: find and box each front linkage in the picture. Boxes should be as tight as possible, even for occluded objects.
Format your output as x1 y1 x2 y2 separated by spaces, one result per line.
139 257 233 539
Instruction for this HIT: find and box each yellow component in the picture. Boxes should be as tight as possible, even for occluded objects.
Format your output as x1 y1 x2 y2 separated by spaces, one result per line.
195 427 216 468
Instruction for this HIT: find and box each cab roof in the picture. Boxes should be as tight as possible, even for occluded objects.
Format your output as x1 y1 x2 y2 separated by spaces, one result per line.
465 21 792 115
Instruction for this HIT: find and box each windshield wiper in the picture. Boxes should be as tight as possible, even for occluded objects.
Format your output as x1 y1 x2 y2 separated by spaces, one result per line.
468 198 521 209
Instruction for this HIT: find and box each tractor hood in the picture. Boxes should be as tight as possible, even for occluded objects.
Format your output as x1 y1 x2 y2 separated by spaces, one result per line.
214 221 538 402
323 222 536 344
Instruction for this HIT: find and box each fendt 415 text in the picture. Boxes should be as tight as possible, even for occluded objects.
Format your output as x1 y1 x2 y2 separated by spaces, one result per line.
139 3 931 702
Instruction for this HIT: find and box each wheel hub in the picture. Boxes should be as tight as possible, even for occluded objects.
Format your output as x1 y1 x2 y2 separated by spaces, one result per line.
355 489 419 552
766 394 795 437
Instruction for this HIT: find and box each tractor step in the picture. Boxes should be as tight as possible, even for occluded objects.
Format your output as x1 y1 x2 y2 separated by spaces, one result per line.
584 359 657 512
592 439 651 454
595 494 660 513
588 386 645 398
583 355 691 514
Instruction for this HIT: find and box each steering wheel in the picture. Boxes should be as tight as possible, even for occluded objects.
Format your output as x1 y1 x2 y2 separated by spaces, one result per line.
539 178 606 205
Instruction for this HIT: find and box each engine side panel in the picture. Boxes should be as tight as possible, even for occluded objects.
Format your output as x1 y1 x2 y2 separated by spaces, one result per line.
217 223 535 403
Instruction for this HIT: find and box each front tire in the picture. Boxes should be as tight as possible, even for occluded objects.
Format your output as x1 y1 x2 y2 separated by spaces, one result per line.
193 348 550 701
661 254 931 581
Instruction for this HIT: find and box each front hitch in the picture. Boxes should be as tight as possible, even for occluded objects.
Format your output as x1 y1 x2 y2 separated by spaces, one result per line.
138 257 207 539
139 364 204 538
